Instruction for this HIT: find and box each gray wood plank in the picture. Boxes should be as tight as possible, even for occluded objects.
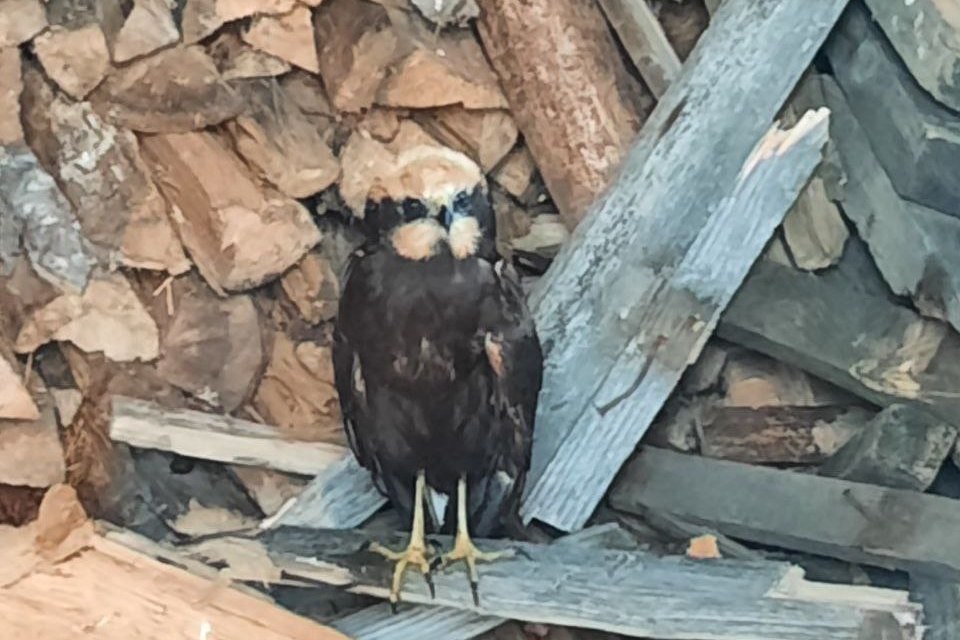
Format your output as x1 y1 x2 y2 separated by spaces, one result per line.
596 0 681 98
259 526 920 640
520 0 849 532
862 0 960 112
825 1 960 217
909 573 960 640
611 446 960 580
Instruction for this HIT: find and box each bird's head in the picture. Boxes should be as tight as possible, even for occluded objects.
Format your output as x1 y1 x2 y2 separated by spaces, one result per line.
361 145 497 262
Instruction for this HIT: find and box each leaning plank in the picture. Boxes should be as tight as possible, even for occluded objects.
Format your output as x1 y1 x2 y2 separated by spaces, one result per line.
862 0 960 112
331 524 628 640
522 113 831 531
825 2 960 218
109 396 349 476
521 0 848 531
611 446 960 580
254 526 921 640
596 0 682 98
476 0 648 227
718 259 960 424
800 72 960 335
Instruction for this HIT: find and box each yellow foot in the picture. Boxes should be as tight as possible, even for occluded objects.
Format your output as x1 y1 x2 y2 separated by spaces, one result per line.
369 540 435 611
441 534 514 606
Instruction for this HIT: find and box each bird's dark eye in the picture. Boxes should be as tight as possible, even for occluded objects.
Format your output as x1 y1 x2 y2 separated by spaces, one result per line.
401 199 428 221
453 191 471 211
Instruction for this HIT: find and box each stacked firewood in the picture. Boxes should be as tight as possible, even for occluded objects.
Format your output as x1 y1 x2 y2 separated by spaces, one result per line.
2 0 960 638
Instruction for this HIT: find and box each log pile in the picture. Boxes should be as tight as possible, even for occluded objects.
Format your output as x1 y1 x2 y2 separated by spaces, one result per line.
1 0 957 638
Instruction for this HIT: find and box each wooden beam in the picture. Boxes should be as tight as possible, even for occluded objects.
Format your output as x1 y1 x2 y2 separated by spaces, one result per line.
476 0 649 227
596 0 682 98
909 573 960 640
611 446 960 580
249 526 921 640
718 259 960 424
109 396 349 476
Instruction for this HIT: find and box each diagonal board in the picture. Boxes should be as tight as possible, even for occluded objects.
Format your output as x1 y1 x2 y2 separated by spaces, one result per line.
521 0 850 531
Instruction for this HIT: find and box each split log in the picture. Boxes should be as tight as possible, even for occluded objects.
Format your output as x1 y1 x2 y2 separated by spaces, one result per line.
0 368 65 488
25 93 189 274
226 79 339 199
248 526 922 640
208 31 292 80
718 259 960 425
243 5 319 73
111 0 179 63
109 396 350 476
32 25 110 99
15 273 159 362
610 446 960 582
154 276 263 412
825 2 960 218
0 487 349 639
89 46 243 133
0 147 95 293
414 107 518 173
596 0 682 98
0 355 38 421
720 349 856 409
819 404 957 492
521 0 848 532
253 334 345 445
0 0 46 47
139 130 321 294
492 146 537 200
476 0 648 227
700 405 870 465
862 0 960 112
780 173 847 271
0 47 22 145
801 72 960 335
281 251 340 324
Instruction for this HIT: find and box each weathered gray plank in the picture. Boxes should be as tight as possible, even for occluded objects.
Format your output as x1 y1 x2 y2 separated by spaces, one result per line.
909 573 960 640
794 71 960 335
862 0 960 112
719 257 960 423
825 1 960 217
260 526 920 640
520 0 848 532
596 0 681 98
611 446 960 580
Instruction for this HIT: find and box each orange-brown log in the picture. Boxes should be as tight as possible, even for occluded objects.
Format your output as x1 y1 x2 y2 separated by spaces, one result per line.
476 0 652 228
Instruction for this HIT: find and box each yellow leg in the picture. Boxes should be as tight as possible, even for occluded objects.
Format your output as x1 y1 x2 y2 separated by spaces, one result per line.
440 475 514 606
369 470 434 610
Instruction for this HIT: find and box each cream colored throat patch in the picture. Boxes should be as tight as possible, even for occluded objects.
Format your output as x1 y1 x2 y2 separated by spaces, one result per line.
449 216 481 259
391 219 448 261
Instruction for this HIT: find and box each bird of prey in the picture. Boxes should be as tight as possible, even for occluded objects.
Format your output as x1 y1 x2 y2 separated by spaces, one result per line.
332 145 543 608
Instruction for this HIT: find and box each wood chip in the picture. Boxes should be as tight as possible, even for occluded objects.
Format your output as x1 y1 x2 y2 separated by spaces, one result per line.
112 0 180 63
90 45 242 133
227 79 339 198
254 334 345 445
140 130 322 293
0 352 38 421
493 145 537 199
243 4 319 73
686 534 722 560
15 273 159 362
0 0 47 48
32 25 110 99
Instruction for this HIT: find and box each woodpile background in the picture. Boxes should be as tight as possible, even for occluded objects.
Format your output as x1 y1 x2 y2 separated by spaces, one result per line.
1 0 958 638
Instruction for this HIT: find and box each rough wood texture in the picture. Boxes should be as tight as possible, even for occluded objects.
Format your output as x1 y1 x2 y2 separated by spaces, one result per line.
271 455 384 529
0 375 65 488
112 0 179 63
139 130 321 294
32 24 110 99
521 0 848 531
0 487 349 639
0 147 95 293
0 340 38 420
0 47 23 145
611 446 960 582
596 0 682 97
909 573 960 640
31 95 189 275
477 0 647 227
826 2 960 218
862 0 960 112
254 526 921 640
803 72 960 335
718 259 960 427
109 397 350 476
819 403 957 492
226 79 339 199
243 5 319 73
415 107 518 173
0 0 47 47
90 46 242 133
700 405 869 465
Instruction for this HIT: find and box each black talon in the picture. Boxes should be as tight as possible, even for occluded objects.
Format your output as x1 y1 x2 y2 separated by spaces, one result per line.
470 580 480 607
424 570 436 599
390 600 399 615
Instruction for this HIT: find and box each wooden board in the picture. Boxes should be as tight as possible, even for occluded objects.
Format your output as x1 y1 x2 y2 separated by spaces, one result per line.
610 446 960 581
596 0 682 98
